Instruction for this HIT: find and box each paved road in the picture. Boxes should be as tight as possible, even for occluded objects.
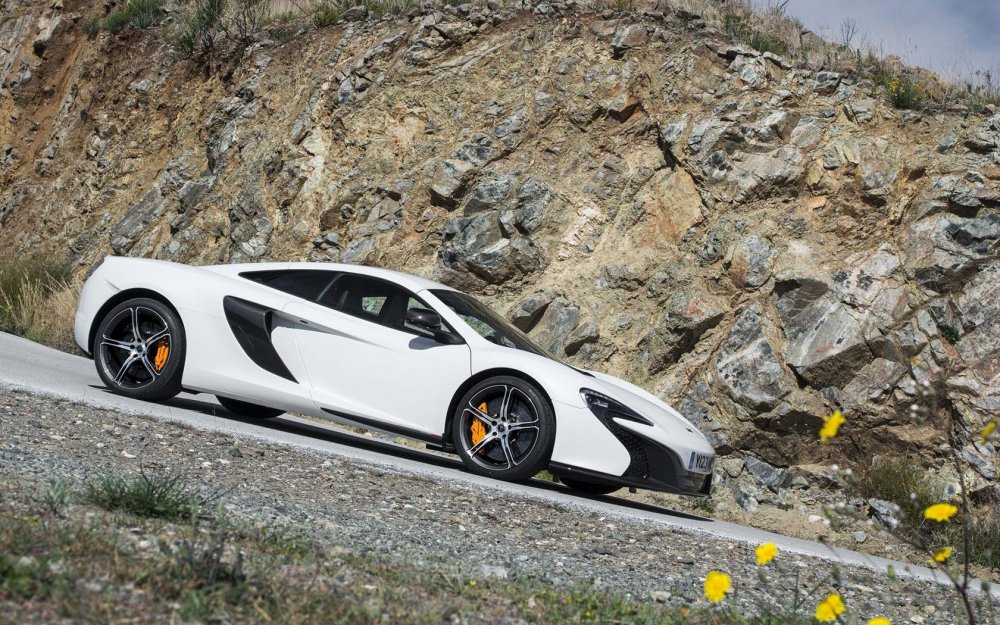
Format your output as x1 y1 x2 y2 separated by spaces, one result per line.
0 331 974 592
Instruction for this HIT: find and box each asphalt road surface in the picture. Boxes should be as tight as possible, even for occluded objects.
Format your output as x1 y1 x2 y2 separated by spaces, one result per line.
0 331 978 593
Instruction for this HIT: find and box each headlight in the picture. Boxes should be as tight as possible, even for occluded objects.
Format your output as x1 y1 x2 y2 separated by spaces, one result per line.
580 389 653 426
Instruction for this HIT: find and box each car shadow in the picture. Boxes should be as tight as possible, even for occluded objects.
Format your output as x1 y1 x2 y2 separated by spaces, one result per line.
88 385 714 524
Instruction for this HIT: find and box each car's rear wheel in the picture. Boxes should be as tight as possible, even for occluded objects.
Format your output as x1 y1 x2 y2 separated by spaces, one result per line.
559 477 620 496
452 376 555 482
216 396 285 419
94 298 184 401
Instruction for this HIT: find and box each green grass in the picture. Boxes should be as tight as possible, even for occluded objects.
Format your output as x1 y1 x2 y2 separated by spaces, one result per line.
0 254 76 350
312 1 344 27
102 0 165 32
0 475 827 625
722 13 789 57
84 471 204 522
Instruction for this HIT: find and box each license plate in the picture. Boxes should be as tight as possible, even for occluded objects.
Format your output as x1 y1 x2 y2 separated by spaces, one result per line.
688 452 714 474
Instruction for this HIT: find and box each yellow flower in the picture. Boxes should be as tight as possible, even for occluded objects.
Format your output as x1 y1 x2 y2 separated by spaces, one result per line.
932 546 953 563
819 410 845 443
868 618 891 625
755 542 778 566
924 503 958 522
980 417 998 444
815 593 846 623
703 570 732 603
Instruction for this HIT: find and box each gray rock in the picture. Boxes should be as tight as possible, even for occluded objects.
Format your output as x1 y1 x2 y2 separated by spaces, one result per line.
530 299 581 355
509 292 556 332
177 176 215 211
429 159 476 208
730 234 773 289
964 113 1000 153
778 281 872 388
853 531 868 544
439 212 545 285
758 111 801 143
868 499 900 530
744 456 788 492
730 54 767 87
715 305 789 410
463 174 514 213
845 99 876 124
732 482 759 512
343 5 368 20
109 188 168 255
638 293 725 374
564 320 599 356
493 106 529 150
610 24 648 58
677 382 730 452
904 213 1000 292
814 71 841 94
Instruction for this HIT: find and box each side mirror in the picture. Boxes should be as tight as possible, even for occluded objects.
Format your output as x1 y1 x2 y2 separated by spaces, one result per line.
406 307 443 330
406 308 464 345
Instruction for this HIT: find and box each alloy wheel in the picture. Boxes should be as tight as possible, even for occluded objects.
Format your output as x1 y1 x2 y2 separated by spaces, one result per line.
459 384 541 471
98 306 172 389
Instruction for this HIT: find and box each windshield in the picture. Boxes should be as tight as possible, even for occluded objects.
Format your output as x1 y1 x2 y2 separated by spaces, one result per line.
430 290 557 360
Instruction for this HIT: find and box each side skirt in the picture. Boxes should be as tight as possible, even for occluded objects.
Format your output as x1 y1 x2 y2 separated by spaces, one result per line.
320 408 443 445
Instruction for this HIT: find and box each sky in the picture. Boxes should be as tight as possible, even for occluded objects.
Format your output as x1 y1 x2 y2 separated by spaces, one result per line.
781 0 1000 82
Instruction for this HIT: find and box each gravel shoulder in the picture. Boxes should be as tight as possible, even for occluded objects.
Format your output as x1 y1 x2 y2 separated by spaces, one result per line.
1 388 988 624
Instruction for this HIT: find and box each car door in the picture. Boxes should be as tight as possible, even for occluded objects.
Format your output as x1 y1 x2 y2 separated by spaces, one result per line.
282 273 471 442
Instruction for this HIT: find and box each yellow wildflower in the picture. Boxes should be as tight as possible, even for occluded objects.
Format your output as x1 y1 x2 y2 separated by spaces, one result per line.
819 410 845 443
980 417 998 444
868 618 891 625
755 542 778 566
924 503 958 522
703 570 732 603
932 546 953 563
815 593 846 623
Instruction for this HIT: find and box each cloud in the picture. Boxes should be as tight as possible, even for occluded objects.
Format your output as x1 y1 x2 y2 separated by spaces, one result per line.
784 0 1000 79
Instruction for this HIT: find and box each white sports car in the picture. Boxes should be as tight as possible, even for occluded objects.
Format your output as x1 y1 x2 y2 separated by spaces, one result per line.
75 257 715 496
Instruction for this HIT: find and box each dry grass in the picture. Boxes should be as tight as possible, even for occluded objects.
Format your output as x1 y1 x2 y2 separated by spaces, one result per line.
0 255 79 352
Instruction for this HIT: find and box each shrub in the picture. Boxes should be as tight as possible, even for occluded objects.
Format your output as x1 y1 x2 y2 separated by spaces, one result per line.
856 456 940 528
0 255 77 351
313 1 345 28
84 471 203 522
103 0 166 33
173 0 226 56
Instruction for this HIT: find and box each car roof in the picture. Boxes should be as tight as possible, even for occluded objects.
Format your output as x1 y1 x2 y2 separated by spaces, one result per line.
204 261 457 294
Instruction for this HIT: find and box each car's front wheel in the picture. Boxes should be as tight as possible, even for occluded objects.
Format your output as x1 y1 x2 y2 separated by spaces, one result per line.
216 396 285 419
94 297 185 401
452 376 555 482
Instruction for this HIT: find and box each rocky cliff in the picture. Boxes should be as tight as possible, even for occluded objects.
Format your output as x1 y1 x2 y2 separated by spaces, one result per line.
2 0 999 492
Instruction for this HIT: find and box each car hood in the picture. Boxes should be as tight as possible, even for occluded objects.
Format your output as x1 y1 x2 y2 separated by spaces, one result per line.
576 368 706 440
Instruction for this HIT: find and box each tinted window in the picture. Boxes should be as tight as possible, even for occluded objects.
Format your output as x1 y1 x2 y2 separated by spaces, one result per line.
431 289 557 359
323 275 461 341
241 270 339 301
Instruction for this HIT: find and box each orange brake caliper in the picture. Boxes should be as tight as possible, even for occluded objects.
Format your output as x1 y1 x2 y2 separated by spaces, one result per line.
470 402 488 447
152 341 170 373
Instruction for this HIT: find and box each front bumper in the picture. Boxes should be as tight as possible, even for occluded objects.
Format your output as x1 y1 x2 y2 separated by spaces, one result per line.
550 438 713 497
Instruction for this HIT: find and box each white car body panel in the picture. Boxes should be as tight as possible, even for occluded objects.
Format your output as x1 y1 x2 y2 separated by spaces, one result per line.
75 256 716 495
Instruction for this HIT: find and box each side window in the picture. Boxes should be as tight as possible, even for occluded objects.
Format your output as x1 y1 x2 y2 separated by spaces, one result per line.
320 274 406 325
241 270 339 302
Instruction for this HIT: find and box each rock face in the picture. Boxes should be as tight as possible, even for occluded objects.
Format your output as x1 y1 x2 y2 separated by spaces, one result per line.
2 0 1000 478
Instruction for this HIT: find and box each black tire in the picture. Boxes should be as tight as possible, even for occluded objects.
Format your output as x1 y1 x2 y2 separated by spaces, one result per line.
560 477 620 496
94 297 185 402
452 376 555 482
216 396 285 419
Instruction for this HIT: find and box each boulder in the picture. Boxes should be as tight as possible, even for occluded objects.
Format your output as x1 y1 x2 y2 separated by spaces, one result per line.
610 24 648 58
744 456 789 492
529 299 581 355
463 174 514 213
109 188 167 255
509 292 557 332
904 213 1000 292
729 234 773 289
429 159 476 208
638 293 726 374
715 305 789 410
778 284 871 389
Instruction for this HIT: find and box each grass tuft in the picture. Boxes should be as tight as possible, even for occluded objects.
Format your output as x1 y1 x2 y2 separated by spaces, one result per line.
0 255 77 351
103 0 166 32
84 471 203 522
